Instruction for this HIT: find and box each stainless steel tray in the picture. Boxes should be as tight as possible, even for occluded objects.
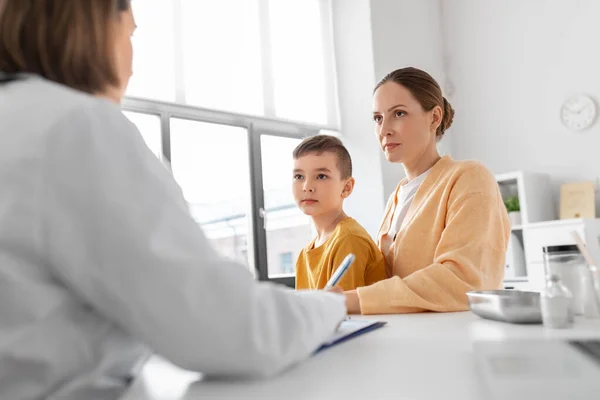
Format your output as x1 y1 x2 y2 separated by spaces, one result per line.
466 290 542 324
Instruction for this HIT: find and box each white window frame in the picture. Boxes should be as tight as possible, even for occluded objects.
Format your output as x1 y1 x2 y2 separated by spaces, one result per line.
128 0 339 129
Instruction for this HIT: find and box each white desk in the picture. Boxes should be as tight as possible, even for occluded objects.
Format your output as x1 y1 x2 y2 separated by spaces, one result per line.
122 312 600 400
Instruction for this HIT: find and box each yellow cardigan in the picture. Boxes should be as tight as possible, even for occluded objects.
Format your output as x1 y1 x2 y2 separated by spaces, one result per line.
356 156 510 314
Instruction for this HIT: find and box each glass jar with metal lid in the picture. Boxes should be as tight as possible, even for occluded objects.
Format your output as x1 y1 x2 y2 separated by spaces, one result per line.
543 245 586 316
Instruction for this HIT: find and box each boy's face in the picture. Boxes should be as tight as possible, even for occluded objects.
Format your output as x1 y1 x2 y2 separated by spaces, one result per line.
292 151 354 217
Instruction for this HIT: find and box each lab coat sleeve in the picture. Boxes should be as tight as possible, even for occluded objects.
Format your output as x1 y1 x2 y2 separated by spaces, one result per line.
40 100 346 378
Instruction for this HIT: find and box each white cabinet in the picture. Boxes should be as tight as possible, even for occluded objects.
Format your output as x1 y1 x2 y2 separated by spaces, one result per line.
494 172 600 292
491 171 600 291
495 171 555 289
495 171 555 226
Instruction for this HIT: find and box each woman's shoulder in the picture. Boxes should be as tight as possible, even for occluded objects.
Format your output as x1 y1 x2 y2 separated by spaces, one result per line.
442 157 499 195
448 157 493 176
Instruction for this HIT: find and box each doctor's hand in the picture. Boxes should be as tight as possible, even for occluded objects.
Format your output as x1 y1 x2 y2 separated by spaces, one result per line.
325 286 343 294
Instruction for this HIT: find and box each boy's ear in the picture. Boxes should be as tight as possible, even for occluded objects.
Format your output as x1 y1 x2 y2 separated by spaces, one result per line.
341 177 355 198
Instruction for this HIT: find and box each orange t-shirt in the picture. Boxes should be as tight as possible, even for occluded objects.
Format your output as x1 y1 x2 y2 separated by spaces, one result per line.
295 218 387 291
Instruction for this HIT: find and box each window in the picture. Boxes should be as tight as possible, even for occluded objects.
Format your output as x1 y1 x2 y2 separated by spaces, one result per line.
125 0 338 127
169 119 254 270
127 0 176 101
180 0 264 115
121 0 338 287
269 0 329 124
279 252 294 275
260 135 313 278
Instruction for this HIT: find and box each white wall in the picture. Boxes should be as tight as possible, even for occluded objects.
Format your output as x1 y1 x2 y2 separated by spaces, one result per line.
443 0 600 215
369 0 452 199
331 0 385 237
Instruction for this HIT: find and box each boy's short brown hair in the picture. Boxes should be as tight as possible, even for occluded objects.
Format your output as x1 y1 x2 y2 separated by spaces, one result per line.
0 0 131 94
292 135 353 179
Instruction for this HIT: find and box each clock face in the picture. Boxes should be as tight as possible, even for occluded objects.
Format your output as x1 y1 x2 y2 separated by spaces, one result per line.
561 94 597 131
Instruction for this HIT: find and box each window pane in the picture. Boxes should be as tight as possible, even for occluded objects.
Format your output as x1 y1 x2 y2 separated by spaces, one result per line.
126 0 176 101
279 252 294 275
180 0 264 115
269 0 328 124
123 111 162 159
170 119 254 273
261 136 313 278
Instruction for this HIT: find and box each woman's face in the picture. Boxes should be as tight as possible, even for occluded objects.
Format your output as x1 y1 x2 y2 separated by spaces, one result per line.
372 81 439 164
108 7 136 102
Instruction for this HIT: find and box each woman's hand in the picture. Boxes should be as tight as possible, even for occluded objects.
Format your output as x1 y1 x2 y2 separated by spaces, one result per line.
325 287 361 314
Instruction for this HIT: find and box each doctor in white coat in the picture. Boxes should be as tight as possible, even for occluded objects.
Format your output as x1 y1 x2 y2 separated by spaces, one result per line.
0 1 346 399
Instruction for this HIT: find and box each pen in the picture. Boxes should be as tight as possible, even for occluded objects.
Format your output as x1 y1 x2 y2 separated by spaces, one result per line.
325 253 356 289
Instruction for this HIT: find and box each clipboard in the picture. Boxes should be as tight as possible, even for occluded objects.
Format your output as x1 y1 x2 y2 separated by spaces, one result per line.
315 319 387 353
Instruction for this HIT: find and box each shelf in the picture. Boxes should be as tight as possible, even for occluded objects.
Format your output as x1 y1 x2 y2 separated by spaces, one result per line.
508 218 594 231
495 171 555 225
522 218 588 230
495 171 557 291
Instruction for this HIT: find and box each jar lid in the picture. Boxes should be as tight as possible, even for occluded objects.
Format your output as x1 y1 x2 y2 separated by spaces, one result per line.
542 244 580 254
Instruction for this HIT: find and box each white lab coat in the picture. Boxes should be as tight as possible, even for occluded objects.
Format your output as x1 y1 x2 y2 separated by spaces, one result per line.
0 74 346 400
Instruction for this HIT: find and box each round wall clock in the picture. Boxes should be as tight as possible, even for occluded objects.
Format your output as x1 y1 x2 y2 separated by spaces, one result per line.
560 93 597 131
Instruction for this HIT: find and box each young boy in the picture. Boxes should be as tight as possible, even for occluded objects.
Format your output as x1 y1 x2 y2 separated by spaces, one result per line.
292 135 387 291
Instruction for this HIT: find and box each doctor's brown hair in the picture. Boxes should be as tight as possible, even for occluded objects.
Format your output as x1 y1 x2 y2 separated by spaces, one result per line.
0 0 131 94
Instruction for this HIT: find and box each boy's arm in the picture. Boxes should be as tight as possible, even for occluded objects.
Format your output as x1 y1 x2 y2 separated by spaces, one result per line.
295 248 310 290
364 249 388 286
